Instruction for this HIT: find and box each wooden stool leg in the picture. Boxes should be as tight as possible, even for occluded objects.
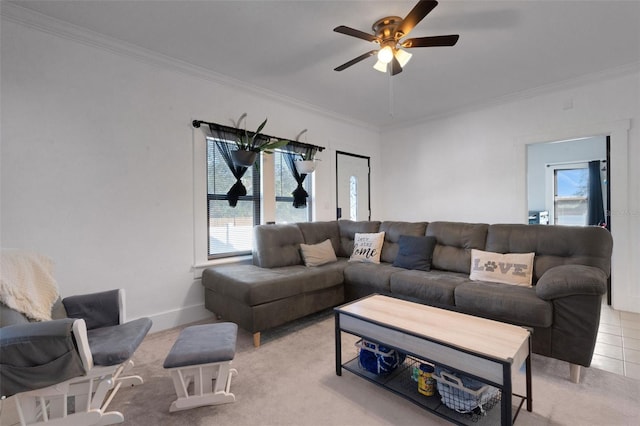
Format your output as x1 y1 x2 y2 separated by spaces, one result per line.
168 361 237 412
253 332 261 347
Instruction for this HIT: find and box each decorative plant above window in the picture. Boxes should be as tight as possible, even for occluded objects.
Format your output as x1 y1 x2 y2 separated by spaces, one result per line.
293 130 319 174
192 116 325 171
231 114 289 154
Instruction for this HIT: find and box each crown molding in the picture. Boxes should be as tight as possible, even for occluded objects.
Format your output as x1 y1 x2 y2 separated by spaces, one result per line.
5 2 638 136
1 2 376 133
385 60 640 132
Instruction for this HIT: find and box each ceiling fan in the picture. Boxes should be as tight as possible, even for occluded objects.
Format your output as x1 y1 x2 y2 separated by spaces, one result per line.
333 0 459 76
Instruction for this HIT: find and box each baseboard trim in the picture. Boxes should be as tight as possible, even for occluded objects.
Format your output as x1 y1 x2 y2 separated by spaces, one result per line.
141 303 214 333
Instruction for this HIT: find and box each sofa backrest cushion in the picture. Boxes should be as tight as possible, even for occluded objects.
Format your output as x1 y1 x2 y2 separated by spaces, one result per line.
253 224 304 268
426 222 489 274
297 221 341 255
379 221 429 263
337 220 381 258
485 224 612 281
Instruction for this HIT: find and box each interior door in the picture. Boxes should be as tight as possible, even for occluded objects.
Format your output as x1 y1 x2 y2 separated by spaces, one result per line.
336 152 370 221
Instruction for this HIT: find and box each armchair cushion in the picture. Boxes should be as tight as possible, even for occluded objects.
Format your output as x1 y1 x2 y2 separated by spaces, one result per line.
0 318 86 397
87 317 152 366
0 302 30 327
535 264 608 300
63 289 120 329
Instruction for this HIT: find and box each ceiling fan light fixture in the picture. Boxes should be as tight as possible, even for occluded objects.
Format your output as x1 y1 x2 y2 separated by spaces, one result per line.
333 1 459 75
395 48 412 68
377 45 394 64
373 60 388 73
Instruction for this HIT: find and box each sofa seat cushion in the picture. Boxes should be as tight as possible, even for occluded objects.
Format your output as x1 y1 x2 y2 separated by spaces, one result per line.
454 282 552 328
202 261 347 307
343 262 401 293
389 270 469 306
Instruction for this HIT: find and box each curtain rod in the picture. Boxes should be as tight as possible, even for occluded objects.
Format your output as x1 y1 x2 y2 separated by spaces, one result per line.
545 159 606 167
192 119 325 152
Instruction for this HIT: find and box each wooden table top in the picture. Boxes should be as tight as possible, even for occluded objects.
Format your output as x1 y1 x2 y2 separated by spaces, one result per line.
336 295 530 363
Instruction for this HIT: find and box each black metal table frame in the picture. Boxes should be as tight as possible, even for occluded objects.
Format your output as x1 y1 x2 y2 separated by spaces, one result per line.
335 309 532 425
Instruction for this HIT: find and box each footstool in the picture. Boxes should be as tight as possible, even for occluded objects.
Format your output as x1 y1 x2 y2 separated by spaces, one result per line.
163 322 238 412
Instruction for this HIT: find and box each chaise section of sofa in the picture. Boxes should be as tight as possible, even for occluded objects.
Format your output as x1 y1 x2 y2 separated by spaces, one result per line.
202 222 347 347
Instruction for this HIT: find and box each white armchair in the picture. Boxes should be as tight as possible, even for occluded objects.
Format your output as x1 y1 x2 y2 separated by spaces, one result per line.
0 250 151 426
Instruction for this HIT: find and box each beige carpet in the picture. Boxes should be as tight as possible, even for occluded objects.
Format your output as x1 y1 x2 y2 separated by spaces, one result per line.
110 311 639 426
3 311 639 425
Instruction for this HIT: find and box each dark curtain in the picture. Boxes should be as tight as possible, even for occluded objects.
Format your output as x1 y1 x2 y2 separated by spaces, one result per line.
207 124 248 207
587 160 605 226
282 151 308 208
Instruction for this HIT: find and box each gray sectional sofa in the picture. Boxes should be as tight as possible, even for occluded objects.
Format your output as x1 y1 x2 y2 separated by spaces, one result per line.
202 220 612 382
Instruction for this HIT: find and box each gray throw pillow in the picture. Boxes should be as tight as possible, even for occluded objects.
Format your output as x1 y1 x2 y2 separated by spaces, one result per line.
393 235 437 271
300 239 338 267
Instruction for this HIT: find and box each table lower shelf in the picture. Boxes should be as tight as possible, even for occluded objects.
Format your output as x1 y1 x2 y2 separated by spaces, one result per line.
342 355 521 425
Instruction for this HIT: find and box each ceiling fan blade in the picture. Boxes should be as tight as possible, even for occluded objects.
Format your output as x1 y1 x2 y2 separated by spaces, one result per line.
333 25 379 43
334 50 378 71
395 0 438 37
401 34 459 48
390 56 403 76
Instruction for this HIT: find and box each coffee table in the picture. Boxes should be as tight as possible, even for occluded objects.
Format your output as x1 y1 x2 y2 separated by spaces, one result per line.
334 294 532 425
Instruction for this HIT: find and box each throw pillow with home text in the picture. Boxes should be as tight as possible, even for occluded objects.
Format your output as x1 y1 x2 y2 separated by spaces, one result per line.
349 232 385 264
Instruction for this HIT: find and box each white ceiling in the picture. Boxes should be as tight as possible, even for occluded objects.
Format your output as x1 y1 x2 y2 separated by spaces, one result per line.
7 0 640 129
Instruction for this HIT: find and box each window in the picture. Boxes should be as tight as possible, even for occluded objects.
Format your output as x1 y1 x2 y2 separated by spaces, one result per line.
206 143 313 258
274 151 311 223
207 139 260 258
553 166 588 225
349 175 358 221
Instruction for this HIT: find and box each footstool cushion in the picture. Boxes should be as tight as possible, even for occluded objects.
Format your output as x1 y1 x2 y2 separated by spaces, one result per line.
164 322 237 368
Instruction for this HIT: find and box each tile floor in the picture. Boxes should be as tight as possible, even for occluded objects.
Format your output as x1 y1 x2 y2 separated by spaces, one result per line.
592 300 640 380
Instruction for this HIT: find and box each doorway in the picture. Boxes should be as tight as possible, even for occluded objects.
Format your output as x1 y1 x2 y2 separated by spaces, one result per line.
527 135 609 228
526 135 612 302
336 151 370 221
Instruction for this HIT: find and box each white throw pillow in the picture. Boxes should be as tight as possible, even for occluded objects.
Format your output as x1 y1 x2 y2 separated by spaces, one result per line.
300 239 338 267
469 249 535 287
349 232 385 264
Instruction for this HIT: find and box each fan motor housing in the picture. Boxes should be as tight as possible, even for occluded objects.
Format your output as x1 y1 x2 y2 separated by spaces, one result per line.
372 16 403 41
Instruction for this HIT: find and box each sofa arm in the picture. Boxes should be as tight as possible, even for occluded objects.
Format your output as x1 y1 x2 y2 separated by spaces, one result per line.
63 289 121 330
0 318 87 397
535 265 608 300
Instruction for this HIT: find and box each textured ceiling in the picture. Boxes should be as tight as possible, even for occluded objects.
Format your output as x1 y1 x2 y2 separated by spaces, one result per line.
7 0 640 129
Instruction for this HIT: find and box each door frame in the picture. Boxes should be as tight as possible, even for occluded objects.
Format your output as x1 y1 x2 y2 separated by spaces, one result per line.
518 119 630 311
335 151 371 221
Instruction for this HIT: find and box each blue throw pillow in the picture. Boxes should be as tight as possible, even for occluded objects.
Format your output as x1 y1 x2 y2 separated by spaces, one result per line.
393 235 437 271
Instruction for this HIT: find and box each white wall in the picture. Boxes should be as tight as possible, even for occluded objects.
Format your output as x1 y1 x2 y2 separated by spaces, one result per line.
0 18 381 330
379 69 639 313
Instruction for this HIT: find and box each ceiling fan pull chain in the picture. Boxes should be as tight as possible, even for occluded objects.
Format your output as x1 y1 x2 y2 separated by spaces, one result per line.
388 72 394 118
